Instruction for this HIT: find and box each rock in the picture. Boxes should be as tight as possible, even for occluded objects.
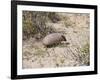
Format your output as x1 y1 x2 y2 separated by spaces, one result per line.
42 33 66 46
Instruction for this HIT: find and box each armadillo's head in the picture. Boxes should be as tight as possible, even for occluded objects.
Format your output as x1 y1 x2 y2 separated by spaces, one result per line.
61 35 66 41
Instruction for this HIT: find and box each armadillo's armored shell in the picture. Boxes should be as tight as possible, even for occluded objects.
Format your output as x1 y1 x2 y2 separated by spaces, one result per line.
42 33 66 46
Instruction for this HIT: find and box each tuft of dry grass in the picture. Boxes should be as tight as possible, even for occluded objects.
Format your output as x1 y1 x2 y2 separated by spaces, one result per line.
34 48 46 57
80 43 90 65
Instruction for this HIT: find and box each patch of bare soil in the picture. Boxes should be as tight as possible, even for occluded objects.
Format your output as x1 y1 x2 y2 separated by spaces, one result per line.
22 13 90 69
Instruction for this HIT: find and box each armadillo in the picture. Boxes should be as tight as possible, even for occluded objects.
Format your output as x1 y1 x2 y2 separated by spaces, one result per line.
42 33 66 46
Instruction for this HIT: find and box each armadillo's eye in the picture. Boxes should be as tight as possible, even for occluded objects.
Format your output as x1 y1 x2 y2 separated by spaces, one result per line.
61 35 66 41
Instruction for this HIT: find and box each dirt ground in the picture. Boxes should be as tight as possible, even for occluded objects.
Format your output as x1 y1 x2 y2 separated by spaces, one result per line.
22 13 90 69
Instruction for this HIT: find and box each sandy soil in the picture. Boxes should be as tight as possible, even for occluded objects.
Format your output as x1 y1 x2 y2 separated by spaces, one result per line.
22 13 90 69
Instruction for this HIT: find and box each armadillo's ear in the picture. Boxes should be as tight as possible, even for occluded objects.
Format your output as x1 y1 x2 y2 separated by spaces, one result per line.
61 35 66 41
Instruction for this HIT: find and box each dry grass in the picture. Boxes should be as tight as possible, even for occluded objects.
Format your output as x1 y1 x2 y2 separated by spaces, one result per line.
80 43 90 65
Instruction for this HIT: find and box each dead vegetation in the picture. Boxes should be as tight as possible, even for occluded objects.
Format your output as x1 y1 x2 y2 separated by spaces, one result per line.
23 11 59 40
